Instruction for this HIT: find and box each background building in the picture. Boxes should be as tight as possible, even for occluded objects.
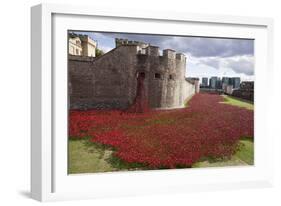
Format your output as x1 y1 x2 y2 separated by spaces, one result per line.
69 36 82 56
115 38 149 49
232 81 254 101
201 77 208 87
209 77 218 89
79 35 97 57
216 78 222 89
222 77 230 85
229 77 241 89
69 33 97 57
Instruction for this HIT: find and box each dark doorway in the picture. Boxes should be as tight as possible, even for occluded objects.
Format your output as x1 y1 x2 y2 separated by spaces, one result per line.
127 71 149 113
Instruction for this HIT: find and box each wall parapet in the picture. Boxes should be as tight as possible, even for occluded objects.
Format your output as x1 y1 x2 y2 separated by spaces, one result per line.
145 46 159 56
176 53 185 61
68 55 95 62
136 48 186 62
163 49 176 59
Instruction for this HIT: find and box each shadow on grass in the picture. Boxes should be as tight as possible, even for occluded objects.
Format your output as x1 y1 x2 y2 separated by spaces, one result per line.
193 136 254 168
79 137 149 171
106 155 148 170
69 135 253 172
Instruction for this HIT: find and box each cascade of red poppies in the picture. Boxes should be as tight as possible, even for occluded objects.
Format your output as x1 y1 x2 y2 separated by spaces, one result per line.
126 73 150 113
69 93 254 168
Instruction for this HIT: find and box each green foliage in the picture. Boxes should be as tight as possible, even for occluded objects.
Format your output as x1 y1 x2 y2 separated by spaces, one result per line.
95 48 104 57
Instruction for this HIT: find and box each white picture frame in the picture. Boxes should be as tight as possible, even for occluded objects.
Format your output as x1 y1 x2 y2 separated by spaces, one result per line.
31 3 274 202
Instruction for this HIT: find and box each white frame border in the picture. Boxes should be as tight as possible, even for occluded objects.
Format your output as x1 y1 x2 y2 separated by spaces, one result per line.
31 3 274 202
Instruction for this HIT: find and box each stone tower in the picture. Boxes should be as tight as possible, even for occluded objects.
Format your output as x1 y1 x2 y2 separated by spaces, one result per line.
68 40 196 110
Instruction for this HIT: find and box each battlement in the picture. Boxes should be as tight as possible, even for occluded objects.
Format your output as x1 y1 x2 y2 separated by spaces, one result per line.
163 49 176 59
145 46 159 56
176 53 186 61
115 38 186 62
136 47 186 63
162 50 186 61
115 38 149 48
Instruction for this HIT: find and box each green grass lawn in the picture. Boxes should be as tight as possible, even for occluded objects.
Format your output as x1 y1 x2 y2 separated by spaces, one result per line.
221 95 254 110
235 138 254 165
192 138 253 168
68 139 115 174
69 139 147 174
69 137 254 173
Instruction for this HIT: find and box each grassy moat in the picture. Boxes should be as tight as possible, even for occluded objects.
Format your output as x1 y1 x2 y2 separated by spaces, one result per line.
68 94 254 174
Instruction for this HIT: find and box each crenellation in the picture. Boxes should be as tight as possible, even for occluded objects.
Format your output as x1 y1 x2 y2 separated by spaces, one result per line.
145 46 159 56
176 53 185 61
115 38 149 49
163 49 176 59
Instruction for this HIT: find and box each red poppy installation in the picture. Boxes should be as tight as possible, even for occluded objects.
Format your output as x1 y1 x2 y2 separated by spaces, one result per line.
69 93 253 168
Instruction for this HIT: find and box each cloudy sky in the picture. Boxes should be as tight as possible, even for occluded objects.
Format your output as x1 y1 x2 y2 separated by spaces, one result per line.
72 31 254 81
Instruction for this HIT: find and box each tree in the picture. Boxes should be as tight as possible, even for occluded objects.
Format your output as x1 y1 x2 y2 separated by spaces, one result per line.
95 48 104 57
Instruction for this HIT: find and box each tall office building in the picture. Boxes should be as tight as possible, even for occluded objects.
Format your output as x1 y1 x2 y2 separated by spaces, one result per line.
222 77 230 85
202 77 208 87
230 77 241 89
209 77 218 89
216 78 222 89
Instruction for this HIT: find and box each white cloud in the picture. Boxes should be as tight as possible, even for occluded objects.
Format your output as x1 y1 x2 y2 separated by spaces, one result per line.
159 36 253 58
225 56 254 75
192 55 254 76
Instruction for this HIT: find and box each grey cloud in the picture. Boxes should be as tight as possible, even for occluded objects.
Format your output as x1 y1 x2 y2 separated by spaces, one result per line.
100 32 255 75
76 31 254 76
197 58 221 69
162 37 254 58
226 58 254 75
196 56 254 76
94 32 254 58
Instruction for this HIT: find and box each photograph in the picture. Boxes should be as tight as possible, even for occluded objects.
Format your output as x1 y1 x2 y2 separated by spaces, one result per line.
68 31 254 174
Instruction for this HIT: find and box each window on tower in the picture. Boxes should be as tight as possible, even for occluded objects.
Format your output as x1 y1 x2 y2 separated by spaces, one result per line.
154 73 161 79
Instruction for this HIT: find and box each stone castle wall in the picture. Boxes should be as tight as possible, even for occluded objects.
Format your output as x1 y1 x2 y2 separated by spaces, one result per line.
69 45 195 110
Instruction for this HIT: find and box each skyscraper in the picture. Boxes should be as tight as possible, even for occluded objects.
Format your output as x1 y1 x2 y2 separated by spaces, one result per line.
209 77 218 89
222 77 230 85
230 77 241 89
216 78 222 89
202 77 208 87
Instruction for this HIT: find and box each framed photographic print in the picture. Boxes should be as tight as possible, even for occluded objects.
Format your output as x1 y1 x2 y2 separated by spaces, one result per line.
31 3 274 201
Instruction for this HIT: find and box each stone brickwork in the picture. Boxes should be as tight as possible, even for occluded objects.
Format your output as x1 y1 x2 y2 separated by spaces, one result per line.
69 43 196 110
